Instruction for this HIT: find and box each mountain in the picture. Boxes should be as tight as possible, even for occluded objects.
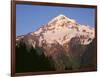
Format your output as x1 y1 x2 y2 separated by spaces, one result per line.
16 14 96 72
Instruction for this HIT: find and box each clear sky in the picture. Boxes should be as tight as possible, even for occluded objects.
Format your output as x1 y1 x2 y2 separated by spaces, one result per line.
16 4 95 36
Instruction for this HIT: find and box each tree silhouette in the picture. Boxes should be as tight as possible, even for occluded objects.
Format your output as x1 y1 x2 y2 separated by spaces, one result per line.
16 42 55 73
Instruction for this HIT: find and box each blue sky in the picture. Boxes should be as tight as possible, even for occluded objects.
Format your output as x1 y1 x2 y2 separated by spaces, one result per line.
16 4 95 36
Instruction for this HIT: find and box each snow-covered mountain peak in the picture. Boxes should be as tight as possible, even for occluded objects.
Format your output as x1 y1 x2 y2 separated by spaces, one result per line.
16 14 95 57
48 14 77 29
55 14 68 19
48 14 67 24
16 14 96 71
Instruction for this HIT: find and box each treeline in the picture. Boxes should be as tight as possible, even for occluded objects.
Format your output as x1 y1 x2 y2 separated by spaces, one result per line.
16 38 97 73
16 42 55 73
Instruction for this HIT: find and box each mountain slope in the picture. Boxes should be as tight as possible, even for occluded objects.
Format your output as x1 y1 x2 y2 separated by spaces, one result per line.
16 14 95 72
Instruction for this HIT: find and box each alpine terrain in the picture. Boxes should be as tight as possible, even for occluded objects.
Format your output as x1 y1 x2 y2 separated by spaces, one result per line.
16 14 96 73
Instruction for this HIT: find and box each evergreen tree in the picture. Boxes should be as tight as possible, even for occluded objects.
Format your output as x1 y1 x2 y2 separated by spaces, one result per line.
16 42 55 73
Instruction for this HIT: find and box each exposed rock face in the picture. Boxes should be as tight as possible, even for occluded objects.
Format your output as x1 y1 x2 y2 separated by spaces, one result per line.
16 14 96 72
81 38 97 68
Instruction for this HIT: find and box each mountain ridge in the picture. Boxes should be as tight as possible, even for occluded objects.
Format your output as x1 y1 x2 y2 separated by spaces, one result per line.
16 14 95 71
16 14 95 48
